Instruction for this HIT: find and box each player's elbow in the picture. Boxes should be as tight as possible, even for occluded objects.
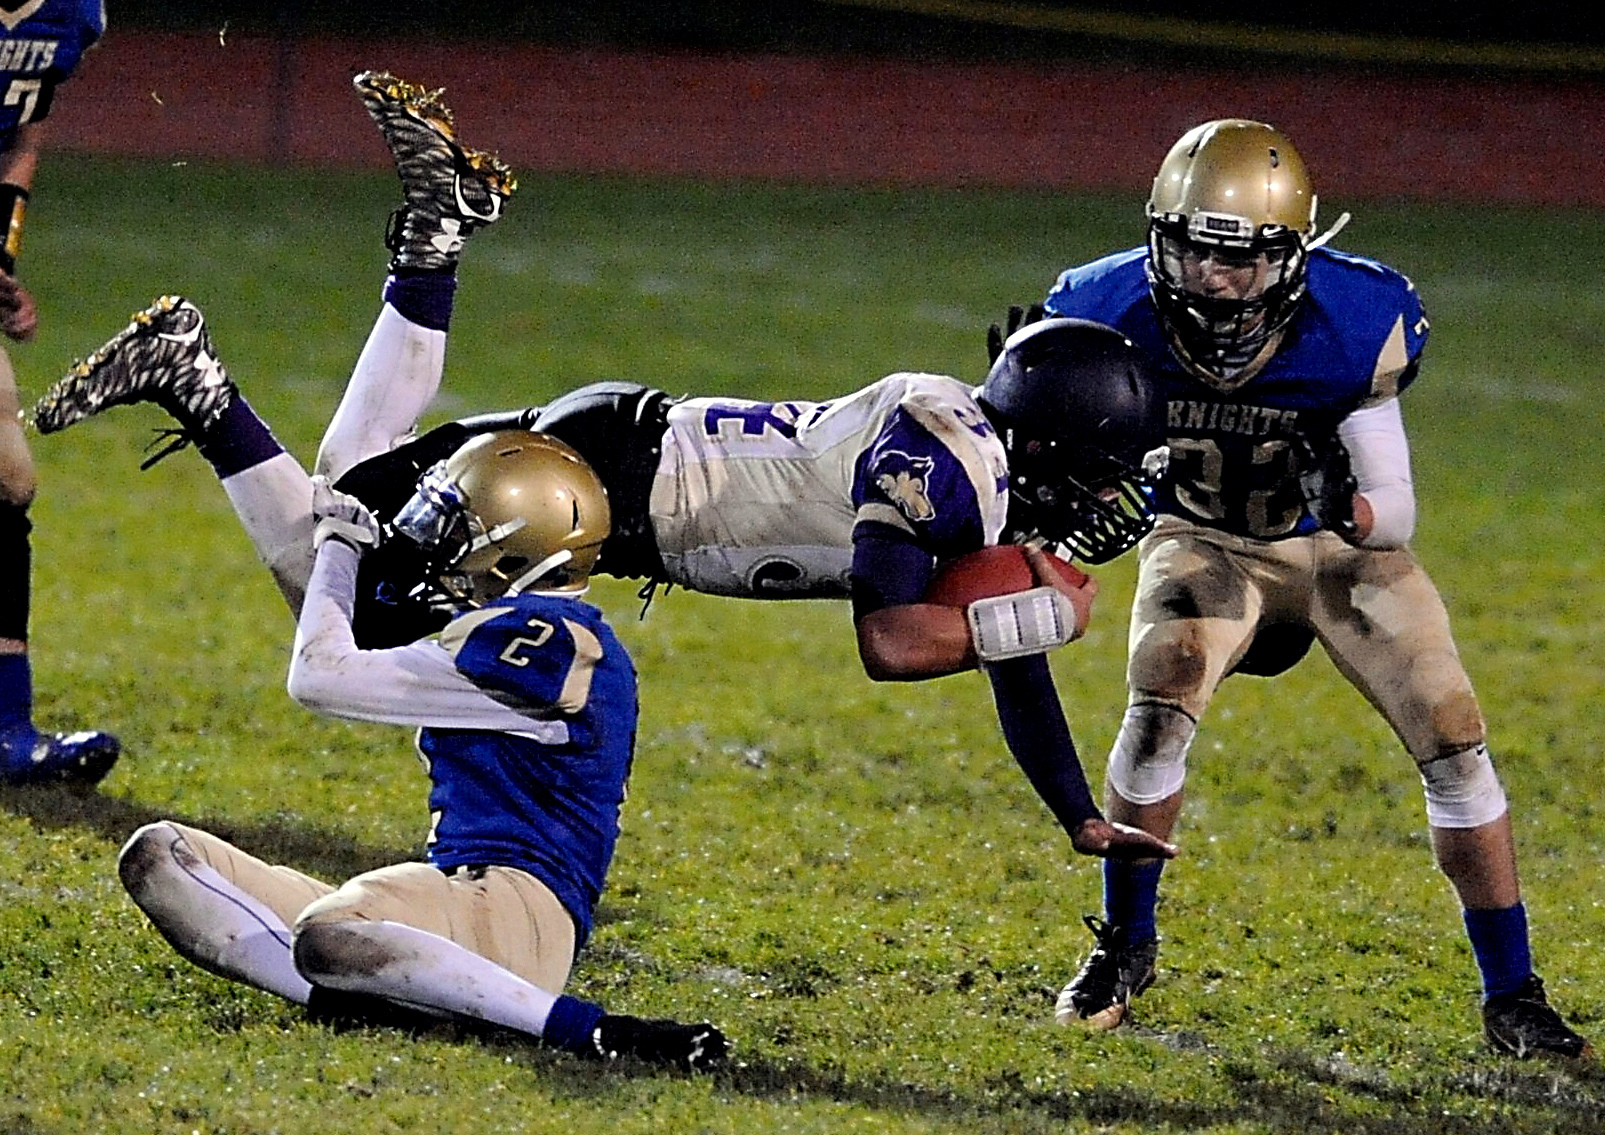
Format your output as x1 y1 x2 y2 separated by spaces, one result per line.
1355 487 1416 549
286 651 344 716
856 618 919 681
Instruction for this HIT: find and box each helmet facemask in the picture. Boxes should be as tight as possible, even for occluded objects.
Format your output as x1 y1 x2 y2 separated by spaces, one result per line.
1005 435 1162 564
1147 215 1307 382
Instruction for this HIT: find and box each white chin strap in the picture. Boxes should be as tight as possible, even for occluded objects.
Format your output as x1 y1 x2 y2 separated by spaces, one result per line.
1307 211 1351 251
507 549 574 596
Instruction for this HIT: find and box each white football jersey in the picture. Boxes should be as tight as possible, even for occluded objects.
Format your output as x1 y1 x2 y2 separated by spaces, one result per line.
648 373 1010 597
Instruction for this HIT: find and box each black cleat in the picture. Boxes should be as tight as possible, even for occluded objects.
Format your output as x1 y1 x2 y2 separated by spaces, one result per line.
33 296 234 437
1054 915 1159 1030
1483 975 1593 1060
591 1013 730 1072
352 70 516 271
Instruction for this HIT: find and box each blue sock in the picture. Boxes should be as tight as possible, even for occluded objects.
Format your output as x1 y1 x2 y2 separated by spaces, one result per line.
0 652 33 734
383 271 457 331
1464 903 1533 1000
542 993 605 1054
1104 858 1164 943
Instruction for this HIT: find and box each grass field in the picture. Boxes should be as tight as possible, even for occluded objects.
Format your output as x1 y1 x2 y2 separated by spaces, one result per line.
3 153 1604 1134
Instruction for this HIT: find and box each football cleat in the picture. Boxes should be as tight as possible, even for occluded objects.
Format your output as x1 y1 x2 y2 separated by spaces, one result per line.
33 296 234 437
352 70 517 271
0 723 119 787
1483 975 1594 1060
1054 915 1159 1030
590 1013 730 1073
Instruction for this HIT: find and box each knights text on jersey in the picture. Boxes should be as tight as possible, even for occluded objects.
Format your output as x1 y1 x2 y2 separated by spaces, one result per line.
648 373 1010 597
421 594 637 947
0 0 103 151
1045 246 1429 540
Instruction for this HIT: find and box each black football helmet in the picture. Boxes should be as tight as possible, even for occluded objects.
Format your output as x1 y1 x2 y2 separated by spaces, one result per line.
977 317 1168 564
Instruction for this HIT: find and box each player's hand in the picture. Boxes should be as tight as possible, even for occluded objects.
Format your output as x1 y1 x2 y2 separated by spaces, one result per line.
985 302 1046 364
1071 818 1178 860
0 273 38 342
1023 545 1097 640
1294 429 1359 540
311 474 381 553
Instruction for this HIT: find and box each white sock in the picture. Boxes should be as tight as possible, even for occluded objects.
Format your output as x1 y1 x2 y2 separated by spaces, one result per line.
220 452 316 614
315 304 445 482
293 919 559 1035
118 823 313 1005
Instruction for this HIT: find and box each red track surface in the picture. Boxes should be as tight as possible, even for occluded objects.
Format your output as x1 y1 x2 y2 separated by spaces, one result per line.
50 31 1605 208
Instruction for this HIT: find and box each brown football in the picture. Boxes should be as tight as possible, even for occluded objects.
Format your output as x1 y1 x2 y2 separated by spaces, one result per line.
923 545 1090 608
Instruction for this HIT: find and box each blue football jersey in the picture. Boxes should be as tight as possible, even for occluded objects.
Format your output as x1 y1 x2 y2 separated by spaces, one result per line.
0 0 104 151
419 593 637 948
1045 245 1428 540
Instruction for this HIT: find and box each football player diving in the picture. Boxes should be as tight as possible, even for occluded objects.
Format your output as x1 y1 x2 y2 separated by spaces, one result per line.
36 70 1175 896
1038 118 1590 1058
52 72 729 1072
0 0 117 785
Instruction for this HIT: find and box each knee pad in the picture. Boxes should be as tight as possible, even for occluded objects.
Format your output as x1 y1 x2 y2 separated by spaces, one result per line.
292 919 370 983
1105 702 1197 805
1419 743 1507 829
117 821 185 903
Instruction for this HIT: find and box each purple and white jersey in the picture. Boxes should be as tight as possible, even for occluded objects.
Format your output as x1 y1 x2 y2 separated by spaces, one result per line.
648 373 1010 597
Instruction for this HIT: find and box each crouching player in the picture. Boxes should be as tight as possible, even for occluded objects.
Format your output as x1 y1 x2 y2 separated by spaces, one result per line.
117 430 727 1071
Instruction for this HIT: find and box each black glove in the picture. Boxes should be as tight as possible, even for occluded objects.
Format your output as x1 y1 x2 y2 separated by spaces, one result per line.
1295 429 1359 539
590 1013 730 1072
986 302 1046 365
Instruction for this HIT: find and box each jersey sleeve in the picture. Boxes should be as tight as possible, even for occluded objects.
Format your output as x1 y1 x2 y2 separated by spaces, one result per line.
1043 248 1151 323
1364 270 1428 406
852 400 1004 560
439 599 609 718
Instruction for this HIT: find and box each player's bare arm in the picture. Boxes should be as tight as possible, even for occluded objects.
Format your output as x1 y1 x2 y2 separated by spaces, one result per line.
854 601 975 680
0 123 41 342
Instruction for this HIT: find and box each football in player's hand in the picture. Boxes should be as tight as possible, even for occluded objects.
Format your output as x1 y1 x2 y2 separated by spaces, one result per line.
923 545 1089 608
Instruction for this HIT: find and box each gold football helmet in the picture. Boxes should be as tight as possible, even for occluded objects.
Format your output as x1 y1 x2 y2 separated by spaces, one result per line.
393 430 611 606
1146 119 1318 384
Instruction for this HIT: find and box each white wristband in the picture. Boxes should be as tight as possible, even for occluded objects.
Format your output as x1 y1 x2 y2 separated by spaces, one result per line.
967 586 1077 662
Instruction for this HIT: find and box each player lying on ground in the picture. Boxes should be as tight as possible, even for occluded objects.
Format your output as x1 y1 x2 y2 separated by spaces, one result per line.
34 75 1172 871
64 73 728 1072
117 429 726 1071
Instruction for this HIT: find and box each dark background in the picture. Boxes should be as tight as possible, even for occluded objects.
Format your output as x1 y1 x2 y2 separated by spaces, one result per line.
112 2 1605 65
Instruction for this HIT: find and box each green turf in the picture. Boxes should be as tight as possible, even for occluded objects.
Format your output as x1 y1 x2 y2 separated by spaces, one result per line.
3 153 1603 1134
